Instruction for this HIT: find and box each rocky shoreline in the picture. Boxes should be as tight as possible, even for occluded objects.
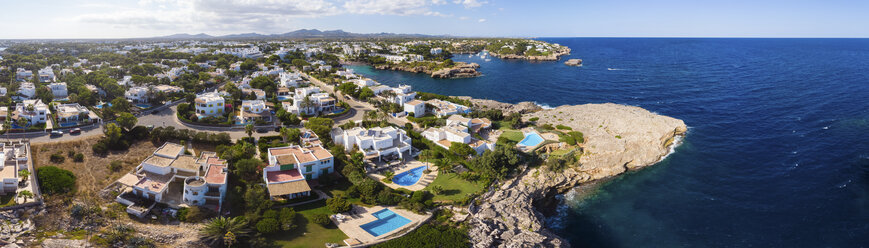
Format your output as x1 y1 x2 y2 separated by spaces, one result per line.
374 62 481 79
489 47 572 61
466 102 687 247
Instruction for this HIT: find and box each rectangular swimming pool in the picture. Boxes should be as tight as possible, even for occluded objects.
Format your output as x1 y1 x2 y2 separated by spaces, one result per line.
359 209 411 237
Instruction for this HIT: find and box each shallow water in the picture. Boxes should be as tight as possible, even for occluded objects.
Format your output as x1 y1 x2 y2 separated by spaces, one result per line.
349 38 869 247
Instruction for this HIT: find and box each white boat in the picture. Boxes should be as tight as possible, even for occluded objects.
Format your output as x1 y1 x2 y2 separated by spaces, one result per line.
485 59 492 62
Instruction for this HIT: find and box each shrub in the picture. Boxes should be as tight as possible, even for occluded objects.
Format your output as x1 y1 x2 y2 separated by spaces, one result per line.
555 124 572 130
92 141 108 155
49 153 65 163
184 206 206 223
256 218 280 234
326 197 352 213
279 208 297 231
311 213 331 226
529 117 539 122
37 166 76 195
73 153 84 162
429 185 444 195
67 151 76 157
109 161 123 172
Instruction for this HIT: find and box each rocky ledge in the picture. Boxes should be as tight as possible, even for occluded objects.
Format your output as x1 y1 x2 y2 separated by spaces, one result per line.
374 62 481 79
490 47 572 61
461 98 543 114
564 59 583 67
468 103 687 247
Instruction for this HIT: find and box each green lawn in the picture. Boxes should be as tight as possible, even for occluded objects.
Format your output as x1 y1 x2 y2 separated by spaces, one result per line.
322 179 366 206
549 149 570 157
426 173 485 203
270 200 348 248
500 130 525 142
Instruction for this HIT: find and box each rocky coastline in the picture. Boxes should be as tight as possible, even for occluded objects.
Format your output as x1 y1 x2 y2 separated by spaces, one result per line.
374 62 481 79
466 102 687 247
489 47 572 61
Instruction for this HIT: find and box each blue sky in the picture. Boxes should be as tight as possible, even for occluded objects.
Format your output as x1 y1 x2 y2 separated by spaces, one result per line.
1 0 868 39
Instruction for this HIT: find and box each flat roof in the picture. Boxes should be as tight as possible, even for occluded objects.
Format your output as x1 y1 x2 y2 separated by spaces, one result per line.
266 169 303 183
169 155 199 172
205 165 227 184
144 155 175 167
154 143 184 158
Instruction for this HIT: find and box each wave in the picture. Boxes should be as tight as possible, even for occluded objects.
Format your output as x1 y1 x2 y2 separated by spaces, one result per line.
544 193 571 231
534 101 555 109
607 68 625 71
658 132 685 162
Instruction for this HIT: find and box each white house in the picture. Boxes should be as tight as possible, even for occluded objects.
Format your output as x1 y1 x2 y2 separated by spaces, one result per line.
332 126 412 161
404 100 425 118
15 68 33 82
13 99 50 126
18 82 35 99
425 99 470 117
38 67 55 83
279 72 301 88
239 100 270 124
194 92 225 119
423 115 494 155
125 86 149 103
0 87 6 97
385 84 416 105
55 103 94 124
0 142 29 195
115 143 230 217
353 78 377 88
430 48 443 55
263 145 334 200
48 82 68 98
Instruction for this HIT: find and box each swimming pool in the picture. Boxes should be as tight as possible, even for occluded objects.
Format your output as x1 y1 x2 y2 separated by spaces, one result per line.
135 103 152 109
58 122 78 127
392 165 426 186
360 209 411 237
95 103 112 109
518 132 544 147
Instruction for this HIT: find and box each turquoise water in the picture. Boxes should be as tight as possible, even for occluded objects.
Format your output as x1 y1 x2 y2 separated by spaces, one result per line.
135 103 152 109
95 103 112 109
392 165 427 186
348 38 869 246
518 132 544 147
58 122 78 127
360 209 411 237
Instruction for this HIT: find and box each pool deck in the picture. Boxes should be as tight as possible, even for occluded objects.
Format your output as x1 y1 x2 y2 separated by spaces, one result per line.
368 160 438 191
334 205 429 245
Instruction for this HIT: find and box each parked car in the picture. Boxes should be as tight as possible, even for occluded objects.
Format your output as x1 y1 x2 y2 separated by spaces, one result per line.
69 128 82 134
50 131 63 137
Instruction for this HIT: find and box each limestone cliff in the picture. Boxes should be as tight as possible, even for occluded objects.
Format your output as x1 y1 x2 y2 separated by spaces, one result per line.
489 47 571 61
374 62 481 79
468 103 687 248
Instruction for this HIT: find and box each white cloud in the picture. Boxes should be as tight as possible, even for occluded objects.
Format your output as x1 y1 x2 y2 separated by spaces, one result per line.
459 16 469 20
343 0 432 15
453 0 487 8
478 18 486 22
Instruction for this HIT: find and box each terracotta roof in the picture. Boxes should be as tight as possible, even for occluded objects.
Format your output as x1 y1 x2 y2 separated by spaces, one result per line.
437 139 452 148
310 146 333 160
267 180 311 196
205 165 227 184
266 169 303 183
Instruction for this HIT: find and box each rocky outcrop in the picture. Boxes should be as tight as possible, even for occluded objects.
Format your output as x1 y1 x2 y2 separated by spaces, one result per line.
461 98 543 114
564 59 583 66
431 63 481 79
490 47 572 61
374 62 481 79
468 103 687 248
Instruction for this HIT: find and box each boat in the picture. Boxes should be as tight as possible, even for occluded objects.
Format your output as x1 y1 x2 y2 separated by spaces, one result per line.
485 59 492 62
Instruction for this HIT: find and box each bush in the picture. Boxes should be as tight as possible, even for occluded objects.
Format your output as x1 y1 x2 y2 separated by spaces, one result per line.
37 166 76 195
49 153 65 163
311 213 331 226
529 117 539 122
73 153 85 162
109 161 123 172
555 124 572 130
67 151 76 157
92 141 108 155
279 208 297 231
184 206 206 223
256 218 280 234
326 197 352 213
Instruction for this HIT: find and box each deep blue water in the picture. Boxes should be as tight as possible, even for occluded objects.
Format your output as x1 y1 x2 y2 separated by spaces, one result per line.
348 38 869 247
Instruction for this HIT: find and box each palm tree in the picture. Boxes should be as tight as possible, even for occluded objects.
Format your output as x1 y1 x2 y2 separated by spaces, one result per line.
199 216 250 247
18 190 32 203
18 170 30 182
245 124 254 138
279 127 289 143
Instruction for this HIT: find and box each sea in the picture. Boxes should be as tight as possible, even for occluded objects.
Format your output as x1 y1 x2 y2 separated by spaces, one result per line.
347 38 869 247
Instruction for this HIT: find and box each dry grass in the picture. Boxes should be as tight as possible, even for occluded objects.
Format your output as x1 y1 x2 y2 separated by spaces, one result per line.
31 137 159 200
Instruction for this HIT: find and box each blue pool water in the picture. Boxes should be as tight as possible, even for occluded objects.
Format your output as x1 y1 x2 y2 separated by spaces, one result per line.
135 103 152 109
518 132 544 147
95 103 112 109
392 166 427 186
348 38 869 246
58 122 78 127
360 209 411 237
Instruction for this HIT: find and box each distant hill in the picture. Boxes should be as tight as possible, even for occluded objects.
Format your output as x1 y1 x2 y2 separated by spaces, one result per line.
147 29 446 40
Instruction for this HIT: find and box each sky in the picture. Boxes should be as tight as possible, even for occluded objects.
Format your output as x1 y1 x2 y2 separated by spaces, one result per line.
1 0 868 39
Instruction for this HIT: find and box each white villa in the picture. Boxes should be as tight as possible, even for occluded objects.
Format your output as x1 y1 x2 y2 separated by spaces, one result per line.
0 141 29 195
332 126 412 161
430 47 443 55
18 82 36 99
425 99 470 117
385 85 416 105
194 92 225 119
239 100 270 124
263 145 334 200
279 72 301 88
55 103 94 124
48 82 68 98
154 85 183 94
15 68 33 82
38 67 55 83
404 100 425 118
423 115 494 155
125 86 149 103
283 86 336 116
115 143 229 217
353 78 377 88
13 100 50 126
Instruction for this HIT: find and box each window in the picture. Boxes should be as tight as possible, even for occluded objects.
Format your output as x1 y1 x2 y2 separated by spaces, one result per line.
306 165 312 172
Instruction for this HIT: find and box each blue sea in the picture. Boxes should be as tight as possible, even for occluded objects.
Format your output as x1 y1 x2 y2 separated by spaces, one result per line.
347 38 869 247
